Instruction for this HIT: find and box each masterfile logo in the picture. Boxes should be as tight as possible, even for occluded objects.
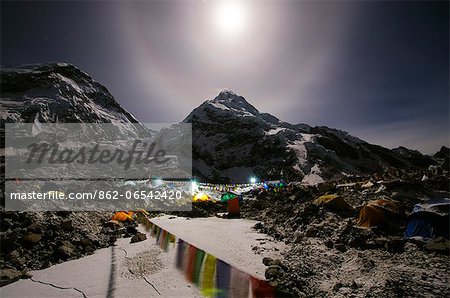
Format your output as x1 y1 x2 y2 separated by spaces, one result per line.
5 123 192 180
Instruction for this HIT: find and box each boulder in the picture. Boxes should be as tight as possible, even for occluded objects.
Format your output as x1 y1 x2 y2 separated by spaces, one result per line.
324 240 334 248
317 182 334 193
79 238 93 247
265 265 283 280
26 222 42 233
425 239 447 251
253 222 264 230
23 233 42 244
305 227 317 238
105 220 124 228
0 268 23 287
2 218 13 230
130 232 147 243
262 257 273 266
61 219 73 231
126 226 138 235
384 238 405 252
9 250 21 260
57 241 76 259
334 243 347 252
293 230 304 243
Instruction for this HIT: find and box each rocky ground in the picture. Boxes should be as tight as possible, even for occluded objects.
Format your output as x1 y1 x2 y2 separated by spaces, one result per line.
169 175 450 297
241 177 450 297
0 210 141 287
1 175 449 296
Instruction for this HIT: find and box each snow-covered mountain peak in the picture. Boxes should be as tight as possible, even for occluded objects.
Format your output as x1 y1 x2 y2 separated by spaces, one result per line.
2 64 439 184
207 90 260 117
211 89 238 101
184 90 438 183
1 63 138 123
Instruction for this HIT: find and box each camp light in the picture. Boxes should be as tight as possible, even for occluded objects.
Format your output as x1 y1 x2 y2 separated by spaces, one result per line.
191 181 199 193
250 177 257 184
154 177 163 186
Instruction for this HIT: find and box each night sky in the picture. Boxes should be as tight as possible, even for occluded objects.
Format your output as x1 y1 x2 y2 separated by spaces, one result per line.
1 1 448 154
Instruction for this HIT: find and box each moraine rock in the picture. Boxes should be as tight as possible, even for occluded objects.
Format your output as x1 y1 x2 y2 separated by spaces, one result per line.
130 232 147 243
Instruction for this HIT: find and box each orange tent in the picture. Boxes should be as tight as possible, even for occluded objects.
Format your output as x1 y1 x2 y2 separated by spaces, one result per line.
369 198 400 214
357 199 400 228
314 194 354 211
111 211 134 222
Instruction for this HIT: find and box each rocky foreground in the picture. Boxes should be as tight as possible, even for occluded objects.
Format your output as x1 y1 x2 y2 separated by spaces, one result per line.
245 179 449 297
1 174 449 297
181 175 449 297
0 210 143 287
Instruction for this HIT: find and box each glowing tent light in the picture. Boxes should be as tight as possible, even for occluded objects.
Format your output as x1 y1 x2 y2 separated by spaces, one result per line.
193 192 210 202
191 181 199 194
153 178 163 186
250 177 257 184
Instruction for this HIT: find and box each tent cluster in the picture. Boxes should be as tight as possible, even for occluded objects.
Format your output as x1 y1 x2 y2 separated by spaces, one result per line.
316 194 402 230
195 182 262 193
262 181 287 192
193 180 287 195
189 191 243 218
315 194 450 243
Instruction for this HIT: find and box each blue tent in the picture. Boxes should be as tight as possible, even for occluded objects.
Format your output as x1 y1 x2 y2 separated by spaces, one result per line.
404 198 450 240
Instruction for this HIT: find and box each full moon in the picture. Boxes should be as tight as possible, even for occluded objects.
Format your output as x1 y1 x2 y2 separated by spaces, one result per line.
213 1 247 36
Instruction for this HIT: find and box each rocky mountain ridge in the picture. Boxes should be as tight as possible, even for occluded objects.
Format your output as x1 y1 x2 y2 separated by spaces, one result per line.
183 90 440 183
0 63 138 124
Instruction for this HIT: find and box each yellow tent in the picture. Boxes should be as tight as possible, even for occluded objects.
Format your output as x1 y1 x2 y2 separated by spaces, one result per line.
193 192 210 202
314 194 354 211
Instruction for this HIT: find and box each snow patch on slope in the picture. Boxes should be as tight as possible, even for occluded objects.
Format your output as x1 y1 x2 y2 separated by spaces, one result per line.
288 133 314 166
302 164 324 186
267 127 285 135
54 74 83 94
209 101 230 111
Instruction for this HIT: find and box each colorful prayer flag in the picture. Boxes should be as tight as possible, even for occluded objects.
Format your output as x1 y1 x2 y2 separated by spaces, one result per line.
201 254 217 297
163 232 171 252
181 240 191 272
215 259 231 298
176 239 186 269
250 276 274 298
159 230 166 247
229 267 250 298
155 227 162 244
193 249 206 286
186 245 197 282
